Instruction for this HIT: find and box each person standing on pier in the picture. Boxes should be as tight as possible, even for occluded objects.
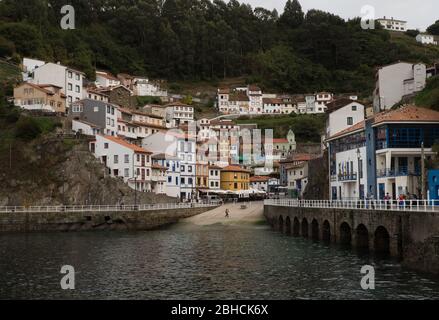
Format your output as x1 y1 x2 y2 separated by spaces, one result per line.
225 209 230 218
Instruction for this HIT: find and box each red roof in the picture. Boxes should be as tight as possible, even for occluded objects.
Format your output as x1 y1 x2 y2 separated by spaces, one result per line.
102 135 152 154
250 176 270 182
222 165 251 173
273 138 289 144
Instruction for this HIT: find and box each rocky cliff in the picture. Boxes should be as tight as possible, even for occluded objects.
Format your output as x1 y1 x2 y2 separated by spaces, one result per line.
0 134 175 206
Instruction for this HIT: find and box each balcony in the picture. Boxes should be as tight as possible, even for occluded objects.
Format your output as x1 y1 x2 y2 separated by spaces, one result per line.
338 173 357 182
376 166 421 178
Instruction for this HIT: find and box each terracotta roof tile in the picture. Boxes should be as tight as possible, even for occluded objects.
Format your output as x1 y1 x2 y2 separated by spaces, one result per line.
102 135 152 154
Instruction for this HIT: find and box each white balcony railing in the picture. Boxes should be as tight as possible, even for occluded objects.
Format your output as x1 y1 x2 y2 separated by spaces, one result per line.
0 201 221 214
264 199 439 212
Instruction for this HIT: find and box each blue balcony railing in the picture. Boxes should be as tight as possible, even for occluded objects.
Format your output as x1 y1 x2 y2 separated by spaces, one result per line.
376 166 421 178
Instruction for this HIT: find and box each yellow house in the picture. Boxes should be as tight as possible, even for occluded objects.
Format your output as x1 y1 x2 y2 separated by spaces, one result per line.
14 82 66 113
220 165 250 191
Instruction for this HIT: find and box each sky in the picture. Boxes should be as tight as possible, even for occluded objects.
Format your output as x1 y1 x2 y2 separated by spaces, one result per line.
241 0 438 31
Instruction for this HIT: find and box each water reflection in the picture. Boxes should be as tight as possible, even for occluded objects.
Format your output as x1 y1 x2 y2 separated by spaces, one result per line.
0 223 439 300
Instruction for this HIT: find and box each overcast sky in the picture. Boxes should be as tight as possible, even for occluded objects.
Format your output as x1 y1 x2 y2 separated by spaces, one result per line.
241 0 437 31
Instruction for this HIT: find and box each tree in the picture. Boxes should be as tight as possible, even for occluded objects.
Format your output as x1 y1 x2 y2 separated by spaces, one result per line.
427 20 439 35
278 0 304 29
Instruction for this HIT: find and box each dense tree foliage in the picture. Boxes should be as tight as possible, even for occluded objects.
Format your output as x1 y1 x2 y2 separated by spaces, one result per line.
0 0 437 94
427 20 439 35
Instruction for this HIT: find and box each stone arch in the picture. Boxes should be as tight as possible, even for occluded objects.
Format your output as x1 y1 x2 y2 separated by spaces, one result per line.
293 217 300 236
339 222 352 246
285 216 291 235
322 220 331 242
311 219 319 241
278 215 284 233
374 226 390 255
301 218 309 238
355 224 369 251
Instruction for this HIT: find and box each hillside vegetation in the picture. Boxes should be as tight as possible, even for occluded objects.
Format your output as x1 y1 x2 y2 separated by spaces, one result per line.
0 0 438 98
235 113 325 142
415 76 439 111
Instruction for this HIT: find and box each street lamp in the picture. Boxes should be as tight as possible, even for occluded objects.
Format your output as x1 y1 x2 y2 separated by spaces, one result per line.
357 148 361 200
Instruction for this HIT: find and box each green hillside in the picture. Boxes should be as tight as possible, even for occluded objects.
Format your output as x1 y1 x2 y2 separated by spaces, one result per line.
415 76 439 110
235 113 326 142
0 0 438 98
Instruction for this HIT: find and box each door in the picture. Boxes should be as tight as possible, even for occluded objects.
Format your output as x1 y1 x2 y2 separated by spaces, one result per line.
392 183 396 199
360 184 365 200
332 187 337 200
379 183 385 200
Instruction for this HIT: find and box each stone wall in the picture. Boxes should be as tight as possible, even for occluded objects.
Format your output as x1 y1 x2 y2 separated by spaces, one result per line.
264 205 439 275
0 206 216 233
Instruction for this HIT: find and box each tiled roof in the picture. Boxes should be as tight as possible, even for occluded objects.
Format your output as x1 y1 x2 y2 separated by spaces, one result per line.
327 120 366 140
165 101 189 107
326 98 357 112
272 138 289 144
328 105 439 141
132 121 166 130
102 135 152 154
250 176 270 182
373 105 439 125
229 94 249 102
222 165 251 173
248 85 261 92
218 88 230 94
263 98 284 104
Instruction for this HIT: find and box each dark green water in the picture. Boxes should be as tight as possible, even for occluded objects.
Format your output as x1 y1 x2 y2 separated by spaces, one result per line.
1 222 439 300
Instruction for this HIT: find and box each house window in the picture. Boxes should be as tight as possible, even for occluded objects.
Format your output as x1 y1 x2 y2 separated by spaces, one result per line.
104 143 109 149
124 168 129 177
75 73 80 80
124 154 129 163
114 155 118 164
352 105 357 111
347 117 353 125
68 71 73 78
75 85 80 93
68 83 73 91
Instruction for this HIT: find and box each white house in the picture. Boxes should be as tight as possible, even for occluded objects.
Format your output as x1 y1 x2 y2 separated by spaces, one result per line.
285 154 313 197
95 71 121 88
152 153 181 198
250 176 270 192
22 57 45 82
84 88 109 102
72 119 100 136
133 78 168 97
325 99 365 138
416 34 438 45
248 85 263 114
142 131 197 201
31 62 85 107
92 135 153 192
376 17 407 32
373 62 426 112
165 102 194 127
208 165 221 190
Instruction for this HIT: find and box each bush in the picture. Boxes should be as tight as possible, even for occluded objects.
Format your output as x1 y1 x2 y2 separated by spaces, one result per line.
0 36 15 57
15 116 42 140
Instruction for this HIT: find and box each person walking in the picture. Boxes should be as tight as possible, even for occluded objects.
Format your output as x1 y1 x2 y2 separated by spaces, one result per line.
225 208 229 218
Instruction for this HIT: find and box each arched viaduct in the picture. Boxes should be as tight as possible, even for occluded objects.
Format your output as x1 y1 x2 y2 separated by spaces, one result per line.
264 204 439 274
